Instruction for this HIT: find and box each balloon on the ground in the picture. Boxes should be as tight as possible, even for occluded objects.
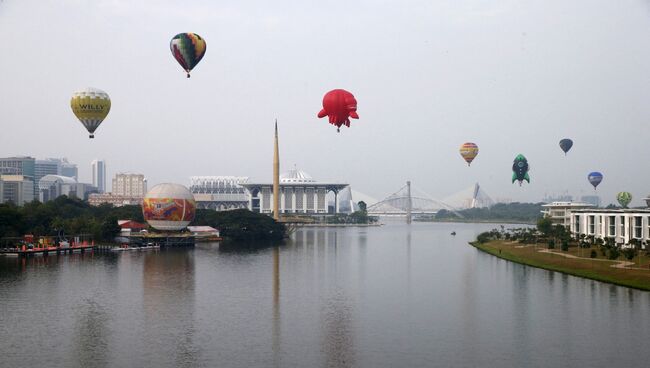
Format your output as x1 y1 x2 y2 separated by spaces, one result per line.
616 192 632 208
317 89 359 132
588 172 603 189
512 154 530 186
459 142 479 166
170 33 206 78
70 88 111 139
559 138 573 155
143 183 196 231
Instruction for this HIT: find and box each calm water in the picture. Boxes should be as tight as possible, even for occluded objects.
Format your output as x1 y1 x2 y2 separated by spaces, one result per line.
1 222 649 368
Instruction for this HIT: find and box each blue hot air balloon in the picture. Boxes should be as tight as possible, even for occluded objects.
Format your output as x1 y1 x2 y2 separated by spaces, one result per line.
588 172 603 189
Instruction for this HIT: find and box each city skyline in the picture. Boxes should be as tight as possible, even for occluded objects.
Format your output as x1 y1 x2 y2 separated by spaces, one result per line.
1 1 650 206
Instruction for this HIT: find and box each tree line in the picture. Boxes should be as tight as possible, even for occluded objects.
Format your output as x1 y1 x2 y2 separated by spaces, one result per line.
0 196 287 243
434 202 543 223
0 196 140 241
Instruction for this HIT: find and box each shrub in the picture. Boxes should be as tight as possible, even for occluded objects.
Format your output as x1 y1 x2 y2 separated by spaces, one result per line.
622 247 637 261
608 248 621 260
590 250 597 258
547 239 555 249
476 232 491 244
561 240 569 252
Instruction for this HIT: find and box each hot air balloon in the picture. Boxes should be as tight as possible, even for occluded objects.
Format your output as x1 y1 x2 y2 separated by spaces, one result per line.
617 192 632 208
70 88 111 139
170 33 206 78
459 142 479 166
588 172 603 190
559 138 573 155
512 154 530 186
142 183 196 231
317 89 359 132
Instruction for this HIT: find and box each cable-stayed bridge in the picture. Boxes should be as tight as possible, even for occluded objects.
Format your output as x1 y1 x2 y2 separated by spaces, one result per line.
366 182 494 221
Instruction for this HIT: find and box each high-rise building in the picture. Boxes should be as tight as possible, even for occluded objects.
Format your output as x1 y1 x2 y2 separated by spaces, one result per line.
0 175 35 206
0 156 35 178
35 158 62 184
34 158 79 191
0 156 36 196
60 158 78 180
112 173 147 197
91 159 106 193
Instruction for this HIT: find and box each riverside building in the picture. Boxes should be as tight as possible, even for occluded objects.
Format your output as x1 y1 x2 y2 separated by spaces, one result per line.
241 169 348 214
570 208 650 248
541 201 595 226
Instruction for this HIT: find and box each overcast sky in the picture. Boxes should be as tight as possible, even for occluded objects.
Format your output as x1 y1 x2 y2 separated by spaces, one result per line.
1 0 650 206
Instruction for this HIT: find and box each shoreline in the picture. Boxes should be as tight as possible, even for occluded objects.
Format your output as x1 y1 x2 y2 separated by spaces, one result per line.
469 240 650 292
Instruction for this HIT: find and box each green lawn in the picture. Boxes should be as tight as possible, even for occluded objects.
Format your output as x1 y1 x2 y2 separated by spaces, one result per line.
471 240 650 291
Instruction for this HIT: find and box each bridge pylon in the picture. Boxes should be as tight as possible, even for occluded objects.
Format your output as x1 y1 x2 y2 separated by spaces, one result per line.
406 181 412 224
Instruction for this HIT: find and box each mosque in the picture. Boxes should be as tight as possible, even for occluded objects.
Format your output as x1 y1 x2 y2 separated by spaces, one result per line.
241 168 348 214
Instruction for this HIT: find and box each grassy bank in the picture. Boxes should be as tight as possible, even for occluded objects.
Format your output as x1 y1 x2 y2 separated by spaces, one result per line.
470 240 650 291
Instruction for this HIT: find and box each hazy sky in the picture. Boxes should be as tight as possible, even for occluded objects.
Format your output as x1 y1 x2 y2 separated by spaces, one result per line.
2 0 650 206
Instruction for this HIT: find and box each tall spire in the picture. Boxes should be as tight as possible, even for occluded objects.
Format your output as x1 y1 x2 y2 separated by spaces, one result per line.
273 120 280 221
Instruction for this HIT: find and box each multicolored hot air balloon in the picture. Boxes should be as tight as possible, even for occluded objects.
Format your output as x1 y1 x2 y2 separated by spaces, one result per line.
459 142 479 166
170 33 206 78
142 183 196 231
317 89 359 132
588 172 603 190
70 88 111 139
512 154 530 186
617 192 632 208
559 138 573 155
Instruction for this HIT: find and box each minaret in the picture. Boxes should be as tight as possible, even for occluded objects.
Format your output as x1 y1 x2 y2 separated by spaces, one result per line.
273 120 280 221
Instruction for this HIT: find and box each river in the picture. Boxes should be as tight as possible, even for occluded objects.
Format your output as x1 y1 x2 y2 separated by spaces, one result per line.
0 222 649 368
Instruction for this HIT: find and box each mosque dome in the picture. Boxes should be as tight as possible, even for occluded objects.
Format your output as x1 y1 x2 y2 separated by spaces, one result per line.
280 168 315 183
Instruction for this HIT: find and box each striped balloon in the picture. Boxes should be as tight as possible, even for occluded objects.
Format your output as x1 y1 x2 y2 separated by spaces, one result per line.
170 33 207 78
459 142 479 166
70 88 111 139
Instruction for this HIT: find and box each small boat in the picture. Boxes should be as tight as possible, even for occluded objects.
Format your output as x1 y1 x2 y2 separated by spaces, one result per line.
451 231 456 236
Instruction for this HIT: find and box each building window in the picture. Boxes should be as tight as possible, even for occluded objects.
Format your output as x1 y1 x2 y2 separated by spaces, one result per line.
574 215 580 232
620 216 625 237
609 216 616 236
588 215 595 235
634 217 642 238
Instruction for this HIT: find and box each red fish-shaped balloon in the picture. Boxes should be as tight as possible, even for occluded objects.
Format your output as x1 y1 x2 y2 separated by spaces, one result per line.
317 89 359 132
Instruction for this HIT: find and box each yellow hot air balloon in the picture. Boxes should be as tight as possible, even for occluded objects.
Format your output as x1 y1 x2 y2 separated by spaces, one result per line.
70 88 111 138
459 142 479 166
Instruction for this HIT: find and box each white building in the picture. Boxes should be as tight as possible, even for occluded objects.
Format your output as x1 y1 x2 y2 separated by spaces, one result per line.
91 159 106 193
0 175 35 206
190 176 250 210
37 175 96 202
112 173 147 197
571 209 650 248
541 201 595 226
241 169 348 214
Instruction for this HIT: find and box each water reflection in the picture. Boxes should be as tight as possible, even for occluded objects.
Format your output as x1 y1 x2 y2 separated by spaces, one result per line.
142 250 198 368
272 246 281 368
291 228 356 367
72 299 110 368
